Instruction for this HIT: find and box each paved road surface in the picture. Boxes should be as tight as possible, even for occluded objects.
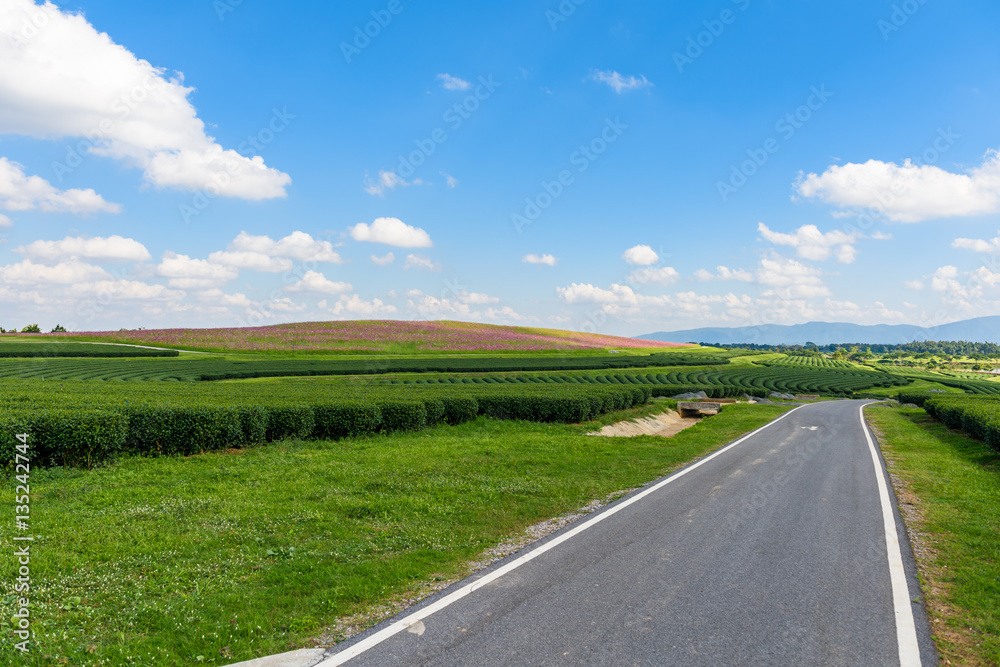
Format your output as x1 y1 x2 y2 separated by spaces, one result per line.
318 400 936 666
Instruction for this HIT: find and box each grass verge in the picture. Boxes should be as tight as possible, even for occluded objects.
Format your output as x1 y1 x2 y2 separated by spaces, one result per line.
2 403 788 666
865 405 1000 665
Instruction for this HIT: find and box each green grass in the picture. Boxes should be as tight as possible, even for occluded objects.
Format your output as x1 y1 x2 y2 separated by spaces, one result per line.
0 403 788 666
865 405 1000 665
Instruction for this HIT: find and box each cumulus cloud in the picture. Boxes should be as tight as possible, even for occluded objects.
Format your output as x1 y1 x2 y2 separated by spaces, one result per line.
209 231 341 272
556 283 643 305
485 306 537 323
349 217 433 248
591 70 653 94
156 251 238 289
196 288 252 307
0 258 110 284
0 214 10 227
364 170 424 197
15 235 149 263
0 1 290 199
436 73 471 91
622 244 658 266
284 270 352 295
370 252 395 266
758 222 860 264
458 291 500 305
794 149 1000 222
953 231 1000 254
0 158 120 214
871 231 893 240
328 294 397 317
755 255 830 299
404 253 441 271
522 253 558 266
628 266 679 285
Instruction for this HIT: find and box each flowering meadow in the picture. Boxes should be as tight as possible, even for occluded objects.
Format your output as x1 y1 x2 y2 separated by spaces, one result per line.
38 320 689 353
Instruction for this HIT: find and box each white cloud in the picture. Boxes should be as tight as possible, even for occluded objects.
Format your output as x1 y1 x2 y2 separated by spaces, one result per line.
522 253 558 266
441 171 458 188
755 255 830 299
284 270 352 295
196 288 251 307
0 2 290 200
485 306 537 323
622 244 658 266
329 294 397 317
716 266 755 282
953 231 1000 254
871 231 893 240
929 265 963 294
0 258 110 284
0 213 10 227
15 235 150 263
794 149 1000 222
156 251 237 289
436 73 471 91
757 222 860 264
408 294 475 318
628 266 680 285
404 253 441 271
364 170 424 197
591 70 653 94
209 231 341 271
206 251 292 273
458 291 500 305
0 157 120 214
694 269 714 282
370 252 395 266
349 218 433 247
556 283 641 306
905 279 925 290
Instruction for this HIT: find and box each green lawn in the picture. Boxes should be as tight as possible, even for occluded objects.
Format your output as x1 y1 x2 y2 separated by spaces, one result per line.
1 404 787 666
866 405 1000 665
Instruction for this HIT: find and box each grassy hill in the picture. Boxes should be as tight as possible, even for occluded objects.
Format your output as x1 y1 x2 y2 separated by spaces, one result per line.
17 320 692 354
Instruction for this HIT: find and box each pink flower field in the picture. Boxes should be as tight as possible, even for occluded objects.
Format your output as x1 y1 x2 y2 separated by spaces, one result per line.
40 320 691 353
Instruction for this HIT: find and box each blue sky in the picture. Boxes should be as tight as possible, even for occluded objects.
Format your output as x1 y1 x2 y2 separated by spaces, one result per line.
1 0 999 336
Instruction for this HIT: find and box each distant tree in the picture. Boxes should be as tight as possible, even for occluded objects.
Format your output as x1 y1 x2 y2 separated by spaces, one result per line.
972 364 984 371
51 324 67 333
20 324 41 333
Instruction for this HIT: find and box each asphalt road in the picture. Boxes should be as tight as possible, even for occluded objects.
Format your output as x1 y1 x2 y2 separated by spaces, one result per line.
319 400 937 666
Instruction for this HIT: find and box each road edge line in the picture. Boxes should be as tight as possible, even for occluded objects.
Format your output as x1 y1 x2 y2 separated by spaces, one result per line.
859 403 921 666
316 403 808 666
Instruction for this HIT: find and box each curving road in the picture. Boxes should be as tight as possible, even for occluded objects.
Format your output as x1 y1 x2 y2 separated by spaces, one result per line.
311 400 936 666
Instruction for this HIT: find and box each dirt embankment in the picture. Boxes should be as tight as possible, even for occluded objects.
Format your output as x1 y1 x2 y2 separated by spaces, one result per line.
589 410 701 438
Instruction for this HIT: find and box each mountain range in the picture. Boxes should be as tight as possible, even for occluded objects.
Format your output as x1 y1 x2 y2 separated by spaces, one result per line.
636 316 1000 346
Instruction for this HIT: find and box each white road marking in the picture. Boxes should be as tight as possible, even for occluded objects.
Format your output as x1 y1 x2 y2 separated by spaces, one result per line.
859 404 921 666
801 426 820 431
316 405 809 666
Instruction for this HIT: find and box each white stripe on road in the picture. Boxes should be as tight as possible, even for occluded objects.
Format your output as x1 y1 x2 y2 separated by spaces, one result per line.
317 404 808 666
859 404 922 666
